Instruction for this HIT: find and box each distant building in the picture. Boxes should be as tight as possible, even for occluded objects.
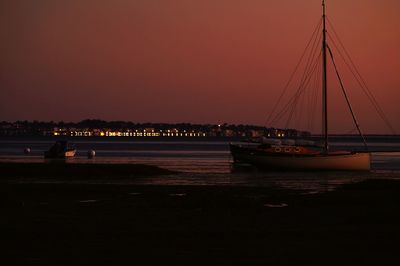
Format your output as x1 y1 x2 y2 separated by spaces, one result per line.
0 121 309 138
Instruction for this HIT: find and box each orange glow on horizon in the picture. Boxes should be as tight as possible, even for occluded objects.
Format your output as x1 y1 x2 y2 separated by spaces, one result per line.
0 0 399 134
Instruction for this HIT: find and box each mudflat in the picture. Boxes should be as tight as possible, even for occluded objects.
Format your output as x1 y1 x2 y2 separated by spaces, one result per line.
4 179 400 265
0 162 174 178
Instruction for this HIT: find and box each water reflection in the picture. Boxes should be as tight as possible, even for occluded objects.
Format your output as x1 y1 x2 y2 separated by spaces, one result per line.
1 140 399 193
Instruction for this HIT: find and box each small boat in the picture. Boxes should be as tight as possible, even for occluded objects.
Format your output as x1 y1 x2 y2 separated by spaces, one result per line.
229 0 384 171
44 140 76 158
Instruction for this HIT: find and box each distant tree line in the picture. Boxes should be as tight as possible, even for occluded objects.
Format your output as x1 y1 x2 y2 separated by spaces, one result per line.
1 119 267 130
0 119 309 137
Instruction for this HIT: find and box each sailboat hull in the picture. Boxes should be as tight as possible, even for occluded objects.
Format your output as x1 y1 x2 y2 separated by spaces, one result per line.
230 145 371 171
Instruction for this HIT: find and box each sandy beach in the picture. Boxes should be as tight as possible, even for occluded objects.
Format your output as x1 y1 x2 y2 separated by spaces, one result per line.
4 171 400 265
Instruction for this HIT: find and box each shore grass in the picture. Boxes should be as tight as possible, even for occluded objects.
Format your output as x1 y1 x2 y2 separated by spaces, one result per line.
0 161 174 179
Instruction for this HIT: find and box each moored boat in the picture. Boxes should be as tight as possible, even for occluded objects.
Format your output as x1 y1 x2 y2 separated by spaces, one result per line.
44 140 76 158
230 143 370 171
229 0 383 171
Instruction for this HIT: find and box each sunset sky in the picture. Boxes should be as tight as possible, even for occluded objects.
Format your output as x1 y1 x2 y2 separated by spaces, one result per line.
1 0 399 133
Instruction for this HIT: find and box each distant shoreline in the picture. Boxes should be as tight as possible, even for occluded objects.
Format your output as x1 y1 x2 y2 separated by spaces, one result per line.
0 135 242 140
0 134 399 140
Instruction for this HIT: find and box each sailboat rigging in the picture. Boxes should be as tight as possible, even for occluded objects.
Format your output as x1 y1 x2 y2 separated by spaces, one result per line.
322 0 328 153
229 0 383 171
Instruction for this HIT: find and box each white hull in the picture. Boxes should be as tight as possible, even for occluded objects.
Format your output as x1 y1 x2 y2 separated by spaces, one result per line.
233 152 371 171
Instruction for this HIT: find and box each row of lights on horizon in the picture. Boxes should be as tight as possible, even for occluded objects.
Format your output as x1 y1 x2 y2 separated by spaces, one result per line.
53 131 207 137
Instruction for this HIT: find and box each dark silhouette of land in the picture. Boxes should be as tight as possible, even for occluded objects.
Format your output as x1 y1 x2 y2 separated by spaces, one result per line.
4 178 400 265
0 162 174 179
0 119 309 138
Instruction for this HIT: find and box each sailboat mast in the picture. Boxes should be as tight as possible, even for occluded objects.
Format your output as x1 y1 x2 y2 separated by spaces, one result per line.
322 0 329 153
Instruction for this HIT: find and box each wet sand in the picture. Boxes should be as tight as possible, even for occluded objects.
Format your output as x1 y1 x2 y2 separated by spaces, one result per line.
4 177 400 265
0 162 174 179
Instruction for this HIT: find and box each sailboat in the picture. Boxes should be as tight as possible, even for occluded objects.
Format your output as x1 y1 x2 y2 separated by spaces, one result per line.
230 0 372 171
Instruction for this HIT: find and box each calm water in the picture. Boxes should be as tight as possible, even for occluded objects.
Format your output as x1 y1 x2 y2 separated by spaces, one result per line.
1 137 400 192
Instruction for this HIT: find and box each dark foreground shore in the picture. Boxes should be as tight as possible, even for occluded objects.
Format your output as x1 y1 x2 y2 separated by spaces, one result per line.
0 162 174 179
4 179 400 266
